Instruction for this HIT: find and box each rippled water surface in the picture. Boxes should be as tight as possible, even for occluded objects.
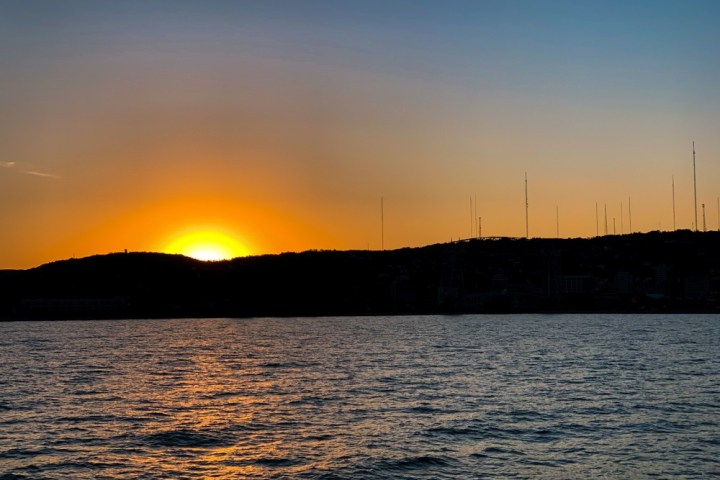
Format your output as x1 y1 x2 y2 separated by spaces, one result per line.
1 314 719 479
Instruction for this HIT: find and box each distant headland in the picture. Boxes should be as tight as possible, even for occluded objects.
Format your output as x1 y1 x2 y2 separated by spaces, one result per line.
2 230 719 320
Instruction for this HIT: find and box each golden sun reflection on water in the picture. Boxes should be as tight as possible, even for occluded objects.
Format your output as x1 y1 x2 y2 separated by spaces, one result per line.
124 333 316 478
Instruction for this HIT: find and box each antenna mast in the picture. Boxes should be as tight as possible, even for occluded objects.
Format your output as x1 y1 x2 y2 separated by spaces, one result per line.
524 172 529 239
380 197 384 251
604 203 608 235
470 196 473 239
474 193 477 238
702 203 706 232
595 202 599 237
672 175 676 231
693 141 698 231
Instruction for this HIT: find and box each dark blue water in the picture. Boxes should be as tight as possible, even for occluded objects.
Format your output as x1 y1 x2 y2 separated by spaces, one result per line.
1 314 719 479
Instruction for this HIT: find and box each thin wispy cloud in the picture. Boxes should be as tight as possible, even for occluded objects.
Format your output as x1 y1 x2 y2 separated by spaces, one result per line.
22 170 61 179
0 161 60 179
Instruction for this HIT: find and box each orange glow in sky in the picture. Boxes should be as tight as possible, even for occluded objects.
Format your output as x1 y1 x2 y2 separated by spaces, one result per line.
0 2 718 269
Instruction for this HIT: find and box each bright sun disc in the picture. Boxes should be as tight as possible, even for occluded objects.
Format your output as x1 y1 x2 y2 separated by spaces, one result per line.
164 229 250 261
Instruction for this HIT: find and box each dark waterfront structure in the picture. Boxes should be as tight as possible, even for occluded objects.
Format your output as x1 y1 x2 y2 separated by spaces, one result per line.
1 230 719 320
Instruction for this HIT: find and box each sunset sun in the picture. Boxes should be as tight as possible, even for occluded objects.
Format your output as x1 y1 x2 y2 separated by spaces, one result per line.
163 228 251 261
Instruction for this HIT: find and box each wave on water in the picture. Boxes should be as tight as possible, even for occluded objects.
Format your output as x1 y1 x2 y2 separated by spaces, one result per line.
0 473 34 480
472 445 526 457
425 425 481 438
252 457 302 467
141 428 235 448
404 405 446 414
365 454 459 477
0 447 58 460
388 455 455 468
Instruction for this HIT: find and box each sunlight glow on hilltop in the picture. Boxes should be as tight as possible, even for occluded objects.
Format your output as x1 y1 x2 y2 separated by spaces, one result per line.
163 228 251 261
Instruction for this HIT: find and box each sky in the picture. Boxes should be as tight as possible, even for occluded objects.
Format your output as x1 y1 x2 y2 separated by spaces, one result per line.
1 0 719 268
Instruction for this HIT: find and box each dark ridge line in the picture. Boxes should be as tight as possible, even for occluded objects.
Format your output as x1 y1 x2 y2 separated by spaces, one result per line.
1 230 719 320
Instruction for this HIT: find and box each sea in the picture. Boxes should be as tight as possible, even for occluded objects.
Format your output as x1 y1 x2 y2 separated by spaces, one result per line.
1 314 718 479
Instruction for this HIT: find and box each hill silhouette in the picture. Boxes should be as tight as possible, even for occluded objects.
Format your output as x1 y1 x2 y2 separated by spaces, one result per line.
1 230 719 320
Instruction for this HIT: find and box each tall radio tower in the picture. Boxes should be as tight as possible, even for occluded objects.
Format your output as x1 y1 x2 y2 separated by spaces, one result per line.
595 203 599 237
604 204 608 235
524 172 529 239
693 141 698 231
380 197 384 250
672 175 676 231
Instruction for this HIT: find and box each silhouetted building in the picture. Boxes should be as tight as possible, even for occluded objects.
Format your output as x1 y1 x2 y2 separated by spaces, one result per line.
559 275 592 295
